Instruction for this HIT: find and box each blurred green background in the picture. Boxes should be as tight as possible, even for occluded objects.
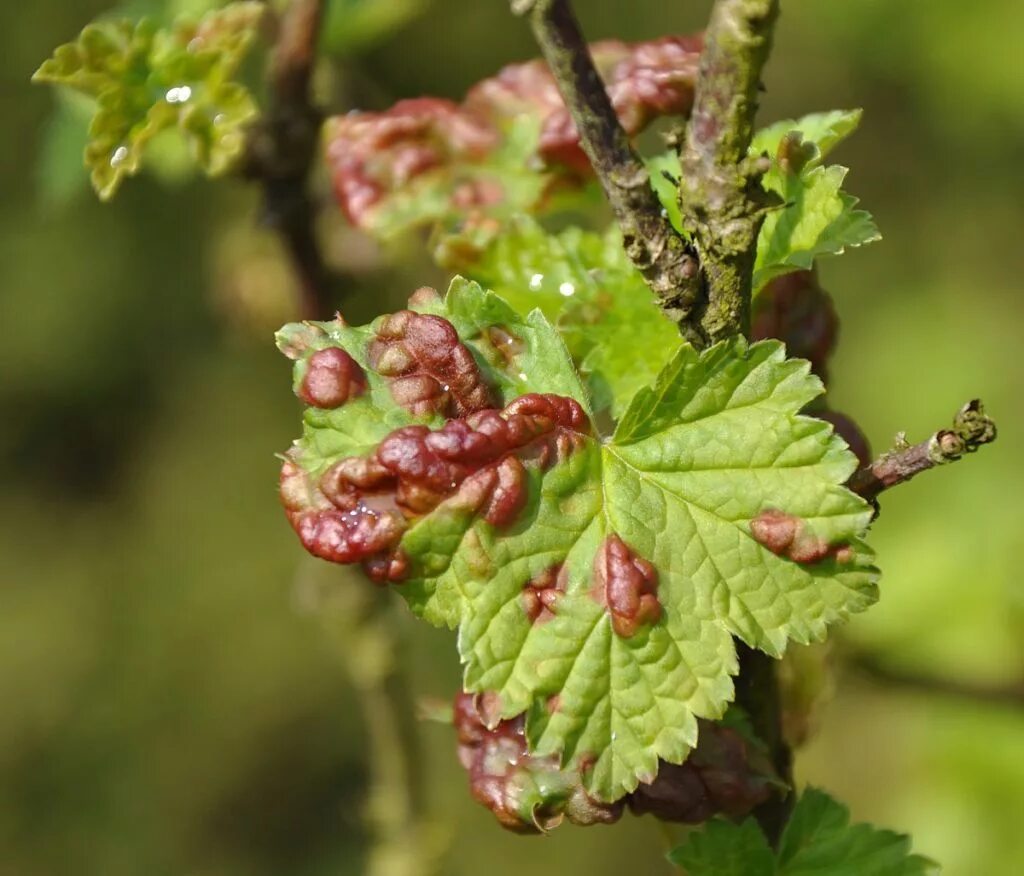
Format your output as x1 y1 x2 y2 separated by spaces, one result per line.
3 0 1022 874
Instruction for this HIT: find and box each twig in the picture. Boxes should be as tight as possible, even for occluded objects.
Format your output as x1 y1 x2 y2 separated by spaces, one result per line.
245 0 331 319
677 0 780 342
512 0 704 345
846 648 1024 709
848 400 996 502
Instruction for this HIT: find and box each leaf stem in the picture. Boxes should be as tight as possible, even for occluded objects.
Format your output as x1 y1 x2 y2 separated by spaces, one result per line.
512 0 704 345
847 399 997 502
245 0 332 319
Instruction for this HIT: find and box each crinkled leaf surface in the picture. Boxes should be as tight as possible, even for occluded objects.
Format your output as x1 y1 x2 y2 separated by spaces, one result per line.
32 2 262 199
324 35 700 237
278 276 588 477
648 109 879 291
670 788 939 875
440 214 681 417
281 285 877 801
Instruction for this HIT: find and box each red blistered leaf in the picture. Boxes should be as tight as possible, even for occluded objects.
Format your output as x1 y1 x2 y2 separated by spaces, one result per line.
626 721 774 823
750 509 852 566
593 534 661 638
281 393 591 581
522 565 566 624
299 347 367 408
751 269 839 382
453 692 623 833
325 35 703 230
325 98 498 226
368 305 497 417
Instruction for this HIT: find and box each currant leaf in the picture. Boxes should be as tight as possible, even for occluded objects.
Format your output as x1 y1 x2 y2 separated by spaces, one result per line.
752 109 881 289
749 109 864 165
669 788 939 876
440 214 681 417
647 109 879 290
279 292 877 802
32 3 263 199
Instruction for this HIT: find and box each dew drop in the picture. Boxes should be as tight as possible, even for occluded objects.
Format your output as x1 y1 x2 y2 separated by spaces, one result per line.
558 282 575 297
518 372 528 381
110 146 129 168
529 273 544 291
166 85 193 104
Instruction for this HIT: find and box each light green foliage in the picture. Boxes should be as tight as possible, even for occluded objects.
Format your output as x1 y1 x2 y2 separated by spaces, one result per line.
670 788 939 875
32 2 263 199
439 215 681 417
648 109 879 291
751 110 881 290
282 287 877 801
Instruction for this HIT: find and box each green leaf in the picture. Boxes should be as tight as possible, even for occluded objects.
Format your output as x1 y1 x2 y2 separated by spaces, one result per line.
439 215 682 417
670 788 939 876
749 109 864 165
751 110 880 289
646 109 879 290
645 151 685 233
778 788 938 876
32 3 263 199
281 295 878 801
669 818 775 876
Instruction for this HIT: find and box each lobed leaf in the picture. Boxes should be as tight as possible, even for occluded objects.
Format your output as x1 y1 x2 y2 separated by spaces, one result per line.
752 110 881 289
648 108 879 291
278 286 878 802
32 3 263 199
670 787 939 875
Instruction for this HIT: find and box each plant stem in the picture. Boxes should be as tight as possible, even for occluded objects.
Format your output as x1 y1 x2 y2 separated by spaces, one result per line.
245 0 332 319
677 0 780 342
848 400 997 501
513 0 704 345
